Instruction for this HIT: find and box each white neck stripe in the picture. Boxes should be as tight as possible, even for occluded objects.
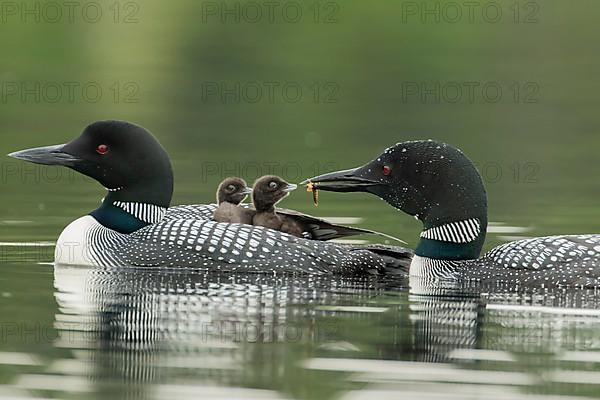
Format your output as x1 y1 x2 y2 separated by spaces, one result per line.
112 201 167 224
420 218 480 244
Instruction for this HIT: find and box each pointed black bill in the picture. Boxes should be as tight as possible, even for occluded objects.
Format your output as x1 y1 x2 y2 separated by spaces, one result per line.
301 167 380 192
8 144 80 167
283 183 298 193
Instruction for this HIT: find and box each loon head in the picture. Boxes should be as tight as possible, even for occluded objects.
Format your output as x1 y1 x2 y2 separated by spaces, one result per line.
252 175 297 212
303 140 488 260
216 177 252 205
9 120 173 233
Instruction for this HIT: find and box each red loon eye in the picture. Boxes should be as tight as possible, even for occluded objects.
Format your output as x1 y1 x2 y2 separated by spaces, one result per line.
96 144 109 155
382 165 391 176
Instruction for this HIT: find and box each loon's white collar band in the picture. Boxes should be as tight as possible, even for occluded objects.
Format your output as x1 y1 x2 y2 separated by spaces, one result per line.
112 201 167 224
106 186 123 192
420 218 481 243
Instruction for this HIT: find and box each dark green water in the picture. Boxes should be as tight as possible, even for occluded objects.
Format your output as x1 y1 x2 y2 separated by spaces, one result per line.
1 1 600 398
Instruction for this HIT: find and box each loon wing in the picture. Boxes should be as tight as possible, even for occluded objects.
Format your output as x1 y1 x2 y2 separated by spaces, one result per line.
109 218 412 275
273 207 374 240
165 203 404 242
275 208 407 243
480 234 600 287
347 243 413 274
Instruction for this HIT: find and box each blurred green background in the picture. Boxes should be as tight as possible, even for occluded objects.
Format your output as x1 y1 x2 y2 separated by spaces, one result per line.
1 0 599 249
1 1 600 399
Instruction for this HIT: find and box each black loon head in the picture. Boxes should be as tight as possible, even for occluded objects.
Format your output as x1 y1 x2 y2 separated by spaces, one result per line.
217 177 252 205
303 140 488 260
9 120 173 233
252 175 297 212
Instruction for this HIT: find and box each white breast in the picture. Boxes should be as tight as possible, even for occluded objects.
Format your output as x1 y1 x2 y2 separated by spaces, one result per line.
409 255 463 295
409 255 427 277
54 216 102 266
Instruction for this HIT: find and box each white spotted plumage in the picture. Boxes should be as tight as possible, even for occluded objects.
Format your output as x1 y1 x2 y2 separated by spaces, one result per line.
164 204 218 221
414 234 600 288
55 208 407 275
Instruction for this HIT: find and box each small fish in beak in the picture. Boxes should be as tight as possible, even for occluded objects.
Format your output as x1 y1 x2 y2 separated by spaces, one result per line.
306 181 319 207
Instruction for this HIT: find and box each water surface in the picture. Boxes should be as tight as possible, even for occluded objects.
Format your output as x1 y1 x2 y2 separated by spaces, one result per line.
2 1 600 398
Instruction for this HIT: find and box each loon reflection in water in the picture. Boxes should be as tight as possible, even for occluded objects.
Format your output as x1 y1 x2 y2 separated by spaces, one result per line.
51 265 600 398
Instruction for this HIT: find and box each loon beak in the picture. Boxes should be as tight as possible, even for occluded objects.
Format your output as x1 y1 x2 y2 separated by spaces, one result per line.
8 144 81 167
240 187 253 195
301 167 380 192
283 183 298 193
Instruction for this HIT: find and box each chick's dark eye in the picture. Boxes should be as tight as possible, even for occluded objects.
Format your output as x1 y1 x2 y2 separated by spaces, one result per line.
227 185 235 191
382 165 392 176
96 144 109 155
268 181 278 189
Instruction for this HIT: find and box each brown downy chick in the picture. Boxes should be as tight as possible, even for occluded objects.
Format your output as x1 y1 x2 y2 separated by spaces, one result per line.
213 177 254 224
252 176 304 237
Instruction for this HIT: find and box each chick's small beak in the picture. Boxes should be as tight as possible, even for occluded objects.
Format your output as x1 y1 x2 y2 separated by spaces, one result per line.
283 183 298 193
240 187 253 195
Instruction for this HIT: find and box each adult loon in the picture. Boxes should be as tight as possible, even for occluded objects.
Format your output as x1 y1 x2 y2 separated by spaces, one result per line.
304 140 600 288
213 177 254 224
8 120 412 273
251 175 304 237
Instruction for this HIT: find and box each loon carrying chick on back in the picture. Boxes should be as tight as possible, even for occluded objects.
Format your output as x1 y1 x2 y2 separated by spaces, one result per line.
8 120 412 273
211 175 402 241
305 140 600 288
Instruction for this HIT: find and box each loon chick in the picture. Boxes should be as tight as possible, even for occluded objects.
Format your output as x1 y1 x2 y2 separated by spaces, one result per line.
213 177 254 224
251 176 304 238
168 184 384 241
304 140 600 288
8 120 412 273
